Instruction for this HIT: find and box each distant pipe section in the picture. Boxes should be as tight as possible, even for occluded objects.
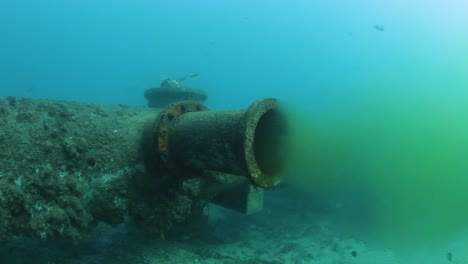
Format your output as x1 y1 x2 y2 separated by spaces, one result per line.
151 98 288 188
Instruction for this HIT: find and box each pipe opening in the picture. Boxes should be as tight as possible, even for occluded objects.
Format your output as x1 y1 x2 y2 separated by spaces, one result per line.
253 108 287 177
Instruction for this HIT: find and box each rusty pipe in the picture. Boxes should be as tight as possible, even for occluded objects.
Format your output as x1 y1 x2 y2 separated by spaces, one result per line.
151 98 288 188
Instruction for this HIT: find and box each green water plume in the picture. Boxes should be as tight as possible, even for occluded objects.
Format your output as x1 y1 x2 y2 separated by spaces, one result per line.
283 66 468 249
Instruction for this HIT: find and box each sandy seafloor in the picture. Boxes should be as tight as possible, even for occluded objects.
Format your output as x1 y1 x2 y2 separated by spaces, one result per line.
0 188 465 264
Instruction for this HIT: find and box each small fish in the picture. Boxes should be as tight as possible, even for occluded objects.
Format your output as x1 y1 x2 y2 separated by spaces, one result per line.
447 252 453 262
178 73 200 83
374 24 385 32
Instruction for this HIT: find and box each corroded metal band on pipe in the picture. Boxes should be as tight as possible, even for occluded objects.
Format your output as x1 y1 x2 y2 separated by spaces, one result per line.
153 98 287 188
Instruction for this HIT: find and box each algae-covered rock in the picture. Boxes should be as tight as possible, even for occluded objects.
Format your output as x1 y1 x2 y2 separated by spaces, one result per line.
0 97 155 242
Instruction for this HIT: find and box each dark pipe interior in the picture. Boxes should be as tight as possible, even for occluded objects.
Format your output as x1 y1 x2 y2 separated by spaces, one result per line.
252 109 288 176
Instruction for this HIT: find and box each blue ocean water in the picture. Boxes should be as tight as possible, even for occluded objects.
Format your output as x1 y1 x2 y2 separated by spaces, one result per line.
1 1 468 263
2 0 465 110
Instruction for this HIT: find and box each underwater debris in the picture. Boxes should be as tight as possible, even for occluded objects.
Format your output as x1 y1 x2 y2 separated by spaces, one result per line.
373 24 385 32
144 74 207 108
0 96 286 242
